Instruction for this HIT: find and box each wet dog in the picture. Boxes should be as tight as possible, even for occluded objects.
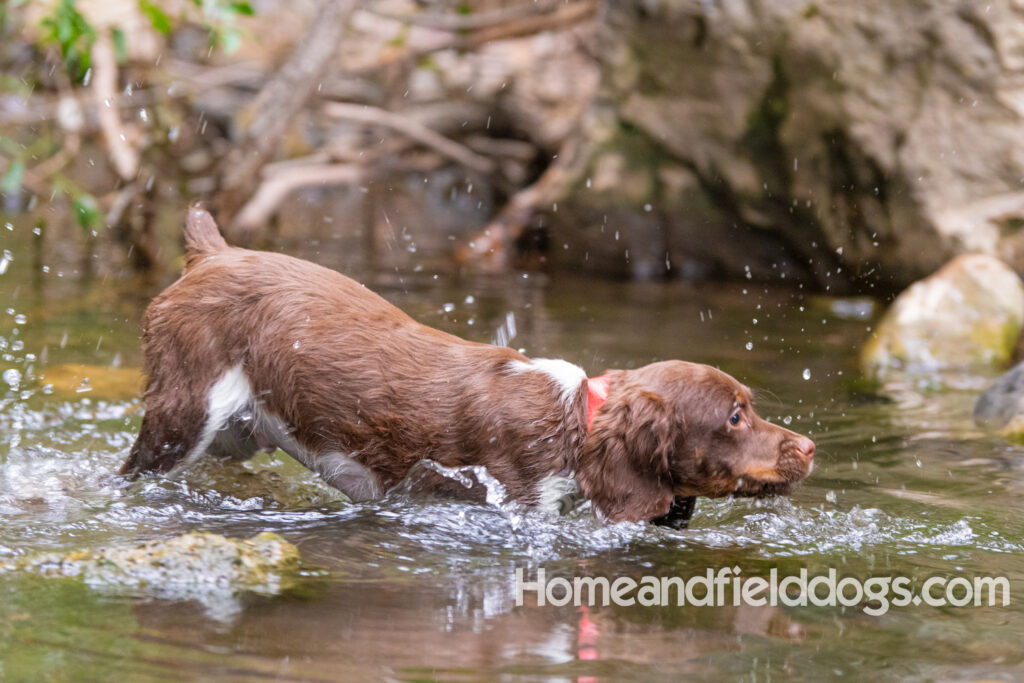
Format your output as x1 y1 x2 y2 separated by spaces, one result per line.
120 209 815 526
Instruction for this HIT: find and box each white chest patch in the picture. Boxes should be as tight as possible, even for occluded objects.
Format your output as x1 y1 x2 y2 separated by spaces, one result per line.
507 358 586 404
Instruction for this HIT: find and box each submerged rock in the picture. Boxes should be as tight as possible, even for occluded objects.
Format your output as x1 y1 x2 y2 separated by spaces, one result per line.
861 254 1024 383
974 363 1024 440
5 531 304 594
36 363 143 400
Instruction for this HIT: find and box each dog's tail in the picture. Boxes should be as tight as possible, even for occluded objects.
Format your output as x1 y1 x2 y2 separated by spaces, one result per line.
183 207 229 268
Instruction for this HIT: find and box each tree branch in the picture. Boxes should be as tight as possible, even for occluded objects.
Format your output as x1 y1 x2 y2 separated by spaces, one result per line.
216 0 362 235
322 101 495 175
365 0 568 31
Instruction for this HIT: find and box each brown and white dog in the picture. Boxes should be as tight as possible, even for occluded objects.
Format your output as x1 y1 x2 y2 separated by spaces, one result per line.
120 209 815 526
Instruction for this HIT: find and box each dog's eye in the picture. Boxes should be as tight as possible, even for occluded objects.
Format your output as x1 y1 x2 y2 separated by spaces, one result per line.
729 409 742 427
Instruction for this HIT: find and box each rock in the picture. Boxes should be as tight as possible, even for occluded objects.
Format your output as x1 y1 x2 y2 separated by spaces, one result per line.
36 363 143 400
546 0 1024 289
975 362 1024 440
861 254 1024 381
5 531 305 593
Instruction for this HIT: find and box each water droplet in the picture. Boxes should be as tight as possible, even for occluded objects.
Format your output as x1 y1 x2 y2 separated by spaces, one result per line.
14 314 26 325
292 341 300 349
802 368 811 380
745 341 753 350
783 415 793 425
442 303 455 313
3 368 21 389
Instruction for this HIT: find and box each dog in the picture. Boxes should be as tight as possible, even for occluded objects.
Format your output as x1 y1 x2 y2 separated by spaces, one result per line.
120 209 815 527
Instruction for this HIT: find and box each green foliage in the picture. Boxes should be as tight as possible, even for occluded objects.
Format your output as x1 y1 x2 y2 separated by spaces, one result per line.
229 1 255 17
110 27 127 63
38 0 96 81
49 178 101 232
139 0 173 35
0 136 28 195
187 0 257 54
30 0 258 84
71 191 101 231
1 160 24 195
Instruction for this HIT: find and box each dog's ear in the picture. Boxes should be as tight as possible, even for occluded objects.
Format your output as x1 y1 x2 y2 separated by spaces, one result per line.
577 384 676 522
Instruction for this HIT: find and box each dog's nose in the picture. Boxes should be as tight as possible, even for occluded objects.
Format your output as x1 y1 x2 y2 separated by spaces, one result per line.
795 435 815 460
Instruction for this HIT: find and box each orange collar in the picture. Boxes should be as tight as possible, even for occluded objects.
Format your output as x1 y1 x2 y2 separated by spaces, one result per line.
586 375 610 430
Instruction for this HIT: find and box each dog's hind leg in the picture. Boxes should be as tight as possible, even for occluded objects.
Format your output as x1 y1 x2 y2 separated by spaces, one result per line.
208 412 265 461
120 364 253 476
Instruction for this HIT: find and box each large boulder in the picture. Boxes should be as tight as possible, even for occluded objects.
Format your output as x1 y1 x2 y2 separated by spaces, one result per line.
546 0 1024 289
861 254 1024 382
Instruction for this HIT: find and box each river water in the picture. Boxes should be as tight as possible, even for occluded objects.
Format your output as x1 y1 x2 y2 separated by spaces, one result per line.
1 218 1023 681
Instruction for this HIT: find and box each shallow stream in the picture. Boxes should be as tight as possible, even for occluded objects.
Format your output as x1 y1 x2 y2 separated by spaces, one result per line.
2 219 1023 681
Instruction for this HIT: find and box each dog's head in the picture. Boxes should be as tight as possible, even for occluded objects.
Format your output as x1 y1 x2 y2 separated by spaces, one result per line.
576 360 815 523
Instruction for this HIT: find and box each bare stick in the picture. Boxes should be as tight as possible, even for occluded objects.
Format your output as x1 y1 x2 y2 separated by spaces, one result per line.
323 102 495 175
343 0 597 73
232 163 366 232
217 0 362 233
91 32 138 181
457 137 585 269
365 0 566 31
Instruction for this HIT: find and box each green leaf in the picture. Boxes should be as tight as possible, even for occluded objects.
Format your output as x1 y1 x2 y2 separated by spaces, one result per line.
1 161 24 195
38 0 97 81
228 1 255 16
219 26 241 53
138 0 172 35
72 192 101 231
111 27 127 63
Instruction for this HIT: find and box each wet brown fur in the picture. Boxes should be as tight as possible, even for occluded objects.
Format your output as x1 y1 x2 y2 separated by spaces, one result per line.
121 209 815 523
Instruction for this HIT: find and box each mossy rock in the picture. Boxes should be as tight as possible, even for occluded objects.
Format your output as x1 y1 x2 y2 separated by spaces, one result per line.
862 254 1024 384
5 532 305 594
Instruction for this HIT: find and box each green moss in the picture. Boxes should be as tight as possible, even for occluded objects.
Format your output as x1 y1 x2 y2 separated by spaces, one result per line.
574 120 670 205
742 55 791 197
